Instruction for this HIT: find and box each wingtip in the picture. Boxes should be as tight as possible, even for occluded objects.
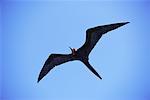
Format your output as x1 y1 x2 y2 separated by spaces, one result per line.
37 75 42 83
37 78 40 83
118 22 130 26
110 21 130 30
124 22 130 24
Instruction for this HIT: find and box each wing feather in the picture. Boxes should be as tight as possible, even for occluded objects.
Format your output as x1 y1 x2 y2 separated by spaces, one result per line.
77 22 129 55
38 54 73 82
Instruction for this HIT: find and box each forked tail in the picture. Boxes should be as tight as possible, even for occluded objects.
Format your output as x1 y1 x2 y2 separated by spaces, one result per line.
82 60 102 79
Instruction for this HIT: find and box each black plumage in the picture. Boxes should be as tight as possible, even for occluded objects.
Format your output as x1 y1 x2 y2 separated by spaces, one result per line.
38 22 129 82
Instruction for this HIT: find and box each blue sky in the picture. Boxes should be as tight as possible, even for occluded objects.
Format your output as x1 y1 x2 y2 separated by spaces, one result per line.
1 0 150 100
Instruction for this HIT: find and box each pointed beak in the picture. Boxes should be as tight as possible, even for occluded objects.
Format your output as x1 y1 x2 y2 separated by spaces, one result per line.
69 47 72 52
69 47 72 50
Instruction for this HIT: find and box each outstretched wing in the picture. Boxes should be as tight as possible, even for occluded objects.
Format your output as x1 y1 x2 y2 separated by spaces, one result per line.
38 54 73 82
77 22 129 56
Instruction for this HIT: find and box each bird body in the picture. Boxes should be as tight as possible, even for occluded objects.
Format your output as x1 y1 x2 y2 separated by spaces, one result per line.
38 22 129 83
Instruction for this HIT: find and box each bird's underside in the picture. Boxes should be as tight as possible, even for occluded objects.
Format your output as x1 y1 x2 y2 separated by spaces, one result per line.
38 22 129 83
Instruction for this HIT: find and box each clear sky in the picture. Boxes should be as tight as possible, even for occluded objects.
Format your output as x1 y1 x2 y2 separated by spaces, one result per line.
1 0 150 100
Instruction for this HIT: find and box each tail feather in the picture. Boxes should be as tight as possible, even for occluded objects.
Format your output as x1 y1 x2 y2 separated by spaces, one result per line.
82 60 102 79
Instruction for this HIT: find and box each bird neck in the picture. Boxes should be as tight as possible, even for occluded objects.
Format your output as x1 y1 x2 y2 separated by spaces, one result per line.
72 48 76 56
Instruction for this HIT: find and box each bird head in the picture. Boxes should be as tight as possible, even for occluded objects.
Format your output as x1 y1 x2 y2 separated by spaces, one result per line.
69 47 77 56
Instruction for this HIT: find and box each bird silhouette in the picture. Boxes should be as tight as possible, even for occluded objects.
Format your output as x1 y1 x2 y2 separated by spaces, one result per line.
37 22 129 82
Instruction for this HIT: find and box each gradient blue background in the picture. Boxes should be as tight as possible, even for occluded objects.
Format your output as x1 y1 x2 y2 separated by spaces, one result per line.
1 0 150 100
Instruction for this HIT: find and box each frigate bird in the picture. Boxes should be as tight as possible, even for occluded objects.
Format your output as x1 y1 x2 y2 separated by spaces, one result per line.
37 22 129 82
